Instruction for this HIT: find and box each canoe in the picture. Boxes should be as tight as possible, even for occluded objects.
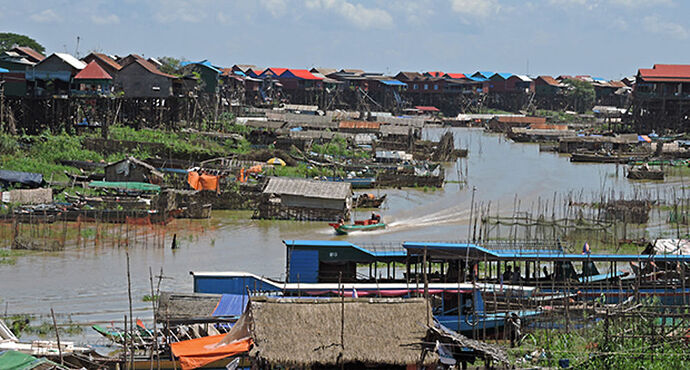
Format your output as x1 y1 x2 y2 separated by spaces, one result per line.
328 221 386 235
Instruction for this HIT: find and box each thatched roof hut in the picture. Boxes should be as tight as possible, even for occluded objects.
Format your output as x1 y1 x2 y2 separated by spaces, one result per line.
156 292 222 324
248 297 438 368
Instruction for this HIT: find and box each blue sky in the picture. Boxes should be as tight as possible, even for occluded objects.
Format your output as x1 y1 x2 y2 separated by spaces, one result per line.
0 0 688 79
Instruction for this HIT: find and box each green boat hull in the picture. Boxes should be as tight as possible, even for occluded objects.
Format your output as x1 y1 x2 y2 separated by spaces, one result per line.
334 223 385 235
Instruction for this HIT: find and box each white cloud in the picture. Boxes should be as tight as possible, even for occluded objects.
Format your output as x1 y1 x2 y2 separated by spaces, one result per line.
260 0 288 18
91 14 120 25
643 15 688 39
547 0 599 10
154 0 206 23
30 9 60 23
610 0 672 7
450 0 500 20
305 0 393 29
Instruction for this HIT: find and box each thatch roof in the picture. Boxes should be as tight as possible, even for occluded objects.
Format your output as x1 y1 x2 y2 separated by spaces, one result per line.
248 297 438 367
156 292 222 324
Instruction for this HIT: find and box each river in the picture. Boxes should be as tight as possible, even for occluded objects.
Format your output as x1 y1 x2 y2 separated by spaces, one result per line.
0 127 679 343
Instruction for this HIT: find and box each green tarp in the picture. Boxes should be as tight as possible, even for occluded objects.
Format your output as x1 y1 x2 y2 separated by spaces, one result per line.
0 350 64 370
88 181 160 192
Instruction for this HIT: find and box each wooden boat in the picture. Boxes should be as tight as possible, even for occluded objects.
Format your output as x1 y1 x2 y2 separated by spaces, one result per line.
354 193 386 208
627 166 664 180
329 219 385 234
92 323 154 348
325 176 376 188
570 152 642 164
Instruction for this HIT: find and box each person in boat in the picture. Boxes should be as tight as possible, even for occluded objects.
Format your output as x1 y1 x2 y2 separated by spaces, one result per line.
503 265 513 283
337 217 345 227
370 212 381 223
511 266 522 285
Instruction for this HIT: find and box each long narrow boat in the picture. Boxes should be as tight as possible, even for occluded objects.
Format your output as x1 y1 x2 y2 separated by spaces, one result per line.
329 219 385 234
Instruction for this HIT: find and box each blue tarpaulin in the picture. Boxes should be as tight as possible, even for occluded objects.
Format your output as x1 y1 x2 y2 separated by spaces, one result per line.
0 169 43 188
212 294 249 317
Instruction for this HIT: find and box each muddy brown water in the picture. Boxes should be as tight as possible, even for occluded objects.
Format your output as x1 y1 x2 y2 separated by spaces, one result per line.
0 128 680 344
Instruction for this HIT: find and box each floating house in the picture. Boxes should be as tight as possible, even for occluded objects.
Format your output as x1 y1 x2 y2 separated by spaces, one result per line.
73 61 112 95
114 55 176 97
26 53 86 96
255 177 352 221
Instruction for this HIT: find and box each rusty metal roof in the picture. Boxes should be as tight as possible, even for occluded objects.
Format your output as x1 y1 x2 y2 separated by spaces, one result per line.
87 52 122 71
339 120 381 130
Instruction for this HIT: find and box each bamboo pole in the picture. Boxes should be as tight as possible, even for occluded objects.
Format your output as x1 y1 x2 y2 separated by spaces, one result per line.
50 308 63 366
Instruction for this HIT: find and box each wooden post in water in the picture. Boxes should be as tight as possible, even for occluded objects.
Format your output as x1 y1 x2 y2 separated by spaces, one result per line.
149 267 159 370
126 253 134 370
50 308 63 366
423 246 429 326
339 272 345 350
124 315 129 370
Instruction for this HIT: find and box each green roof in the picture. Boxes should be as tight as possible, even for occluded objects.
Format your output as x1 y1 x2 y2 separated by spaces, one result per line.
88 181 161 192
0 350 65 370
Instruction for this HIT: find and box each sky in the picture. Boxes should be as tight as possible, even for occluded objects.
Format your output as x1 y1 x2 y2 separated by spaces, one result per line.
0 0 688 79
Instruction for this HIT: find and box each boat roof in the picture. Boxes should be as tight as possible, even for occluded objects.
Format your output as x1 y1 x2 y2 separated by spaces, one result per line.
403 242 690 262
284 239 407 258
189 271 536 294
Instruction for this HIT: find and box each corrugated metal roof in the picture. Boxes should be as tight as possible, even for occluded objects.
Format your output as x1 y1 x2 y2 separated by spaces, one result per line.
511 74 532 82
491 72 512 80
379 79 406 86
638 64 690 82
52 53 87 70
12 46 45 62
281 69 322 80
339 120 381 130
130 58 176 79
0 67 8 73
444 73 466 79
180 60 221 74
537 76 561 87
74 61 112 80
87 53 122 71
263 177 351 199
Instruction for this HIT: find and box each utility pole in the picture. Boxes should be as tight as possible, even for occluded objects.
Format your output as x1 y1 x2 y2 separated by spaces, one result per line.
0 80 5 131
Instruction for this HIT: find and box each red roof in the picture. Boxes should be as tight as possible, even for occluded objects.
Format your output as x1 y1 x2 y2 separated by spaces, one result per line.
415 106 440 112
638 64 690 82
261 68 288 77
444 73 466 79
74 61 112 80
281 69 322 80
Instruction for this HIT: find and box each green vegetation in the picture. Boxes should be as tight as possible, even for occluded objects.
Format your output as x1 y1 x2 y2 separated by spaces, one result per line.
479 108 514 115
4 314 83 338
0 32 45 54
516 308 689 369
0 249 27 265
312 136 370 159
535 109 579 123
142 294 159 302
562 79 595 114
267 163 345 178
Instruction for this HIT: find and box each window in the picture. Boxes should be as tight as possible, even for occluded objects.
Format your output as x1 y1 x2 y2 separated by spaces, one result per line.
434 84 439 90
413 84 418 90
424 84 429 90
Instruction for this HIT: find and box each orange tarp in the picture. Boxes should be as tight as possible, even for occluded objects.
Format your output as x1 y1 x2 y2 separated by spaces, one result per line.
187 171 220 192
170 334 251 370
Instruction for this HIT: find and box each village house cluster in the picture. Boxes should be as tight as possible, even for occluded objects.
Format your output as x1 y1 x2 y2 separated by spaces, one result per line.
1 46 688 132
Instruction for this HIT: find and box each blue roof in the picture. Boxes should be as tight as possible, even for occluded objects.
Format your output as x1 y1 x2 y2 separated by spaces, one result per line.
466 76 487 82
380 79 407 86
234 71 246 76
492 72 513 79
0 67 8 73
475 71 494 79
403 242 690 262
180 60 221 74
284 240 407 258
